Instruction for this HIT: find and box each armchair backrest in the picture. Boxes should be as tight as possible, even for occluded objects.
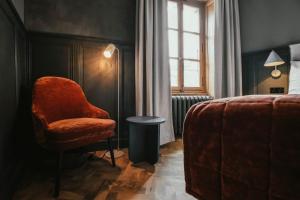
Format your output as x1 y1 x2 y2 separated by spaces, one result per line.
32 76 90 124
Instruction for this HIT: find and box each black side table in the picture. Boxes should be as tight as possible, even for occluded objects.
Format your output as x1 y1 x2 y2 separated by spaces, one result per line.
126 116 166 164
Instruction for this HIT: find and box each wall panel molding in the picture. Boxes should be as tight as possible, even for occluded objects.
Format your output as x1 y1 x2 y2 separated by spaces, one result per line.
30 37 72 81
71 43 83 85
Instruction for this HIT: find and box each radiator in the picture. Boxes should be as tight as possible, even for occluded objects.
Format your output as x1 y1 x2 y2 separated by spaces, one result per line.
172 95 213 136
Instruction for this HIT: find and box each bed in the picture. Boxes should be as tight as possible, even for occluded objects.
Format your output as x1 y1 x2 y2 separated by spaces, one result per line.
183 44 300 200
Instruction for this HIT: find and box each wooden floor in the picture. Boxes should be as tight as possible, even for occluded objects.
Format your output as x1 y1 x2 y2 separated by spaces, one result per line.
13 139 196 200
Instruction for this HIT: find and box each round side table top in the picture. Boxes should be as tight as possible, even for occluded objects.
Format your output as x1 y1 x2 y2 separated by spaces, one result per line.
126 116 166 125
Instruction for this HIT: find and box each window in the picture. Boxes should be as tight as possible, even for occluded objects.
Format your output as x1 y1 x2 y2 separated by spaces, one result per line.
168 0 206 94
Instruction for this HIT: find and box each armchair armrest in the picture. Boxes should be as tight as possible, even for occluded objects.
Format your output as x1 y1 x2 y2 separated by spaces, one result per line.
32 105 49 128
32 109 49 144
86 102 110 119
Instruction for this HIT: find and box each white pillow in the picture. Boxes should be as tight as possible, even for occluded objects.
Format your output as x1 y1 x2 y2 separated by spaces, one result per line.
290 44 300 61
289 61 300 94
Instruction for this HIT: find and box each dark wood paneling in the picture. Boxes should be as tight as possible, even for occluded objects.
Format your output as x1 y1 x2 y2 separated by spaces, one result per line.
82 44 117 119
16 28 27 95
31 39 72 80
0 0 28 199
121 48 135 144
0 0 17 174
242 46 290 95
29 32 135 148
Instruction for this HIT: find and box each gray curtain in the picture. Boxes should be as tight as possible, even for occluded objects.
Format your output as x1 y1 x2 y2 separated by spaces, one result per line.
214 0 243 98
135 0 175 145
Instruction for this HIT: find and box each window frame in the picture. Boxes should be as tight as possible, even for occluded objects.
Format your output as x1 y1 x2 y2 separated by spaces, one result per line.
205 0 215 96
168 0 207 95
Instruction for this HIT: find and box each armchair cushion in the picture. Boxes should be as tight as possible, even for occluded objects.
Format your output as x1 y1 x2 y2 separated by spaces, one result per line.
47 118 115 141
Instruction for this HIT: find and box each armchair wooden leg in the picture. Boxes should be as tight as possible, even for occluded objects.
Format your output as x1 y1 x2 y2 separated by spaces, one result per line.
107 138 116 167
54 152 63 198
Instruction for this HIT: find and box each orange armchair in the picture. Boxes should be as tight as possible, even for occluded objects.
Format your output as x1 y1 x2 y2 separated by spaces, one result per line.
32 76 116 197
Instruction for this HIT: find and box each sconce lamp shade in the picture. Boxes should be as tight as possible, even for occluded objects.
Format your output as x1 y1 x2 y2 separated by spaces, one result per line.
103 43 117 58
264 50 285 67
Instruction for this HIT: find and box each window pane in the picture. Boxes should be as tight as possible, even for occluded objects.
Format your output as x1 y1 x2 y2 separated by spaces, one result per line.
168 30 178 57
183 5 200 33
170 59 178 87
184 60 200 87
168 1 178 29
184 33 200 60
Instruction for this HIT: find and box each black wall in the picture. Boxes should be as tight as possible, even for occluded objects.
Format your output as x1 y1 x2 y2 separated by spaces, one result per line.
11 0 23 22
239 0 300 94
239 0 300 53
25 0 135 43
0 0 28 199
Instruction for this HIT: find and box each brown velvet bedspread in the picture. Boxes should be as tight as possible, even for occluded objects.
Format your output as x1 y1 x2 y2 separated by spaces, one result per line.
183 95 300 200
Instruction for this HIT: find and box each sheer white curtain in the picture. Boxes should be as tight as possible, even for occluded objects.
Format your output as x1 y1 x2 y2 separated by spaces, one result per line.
214 0 243 98
135 0 175 145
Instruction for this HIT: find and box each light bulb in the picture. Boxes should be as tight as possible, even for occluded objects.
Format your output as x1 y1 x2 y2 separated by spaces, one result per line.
103 44 116 58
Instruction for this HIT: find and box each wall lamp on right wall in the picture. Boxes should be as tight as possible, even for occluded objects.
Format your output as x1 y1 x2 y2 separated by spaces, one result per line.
264 50 285 78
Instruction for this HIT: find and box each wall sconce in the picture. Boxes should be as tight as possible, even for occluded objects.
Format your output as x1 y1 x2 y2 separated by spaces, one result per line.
264 50 285 78
103 43 124 158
